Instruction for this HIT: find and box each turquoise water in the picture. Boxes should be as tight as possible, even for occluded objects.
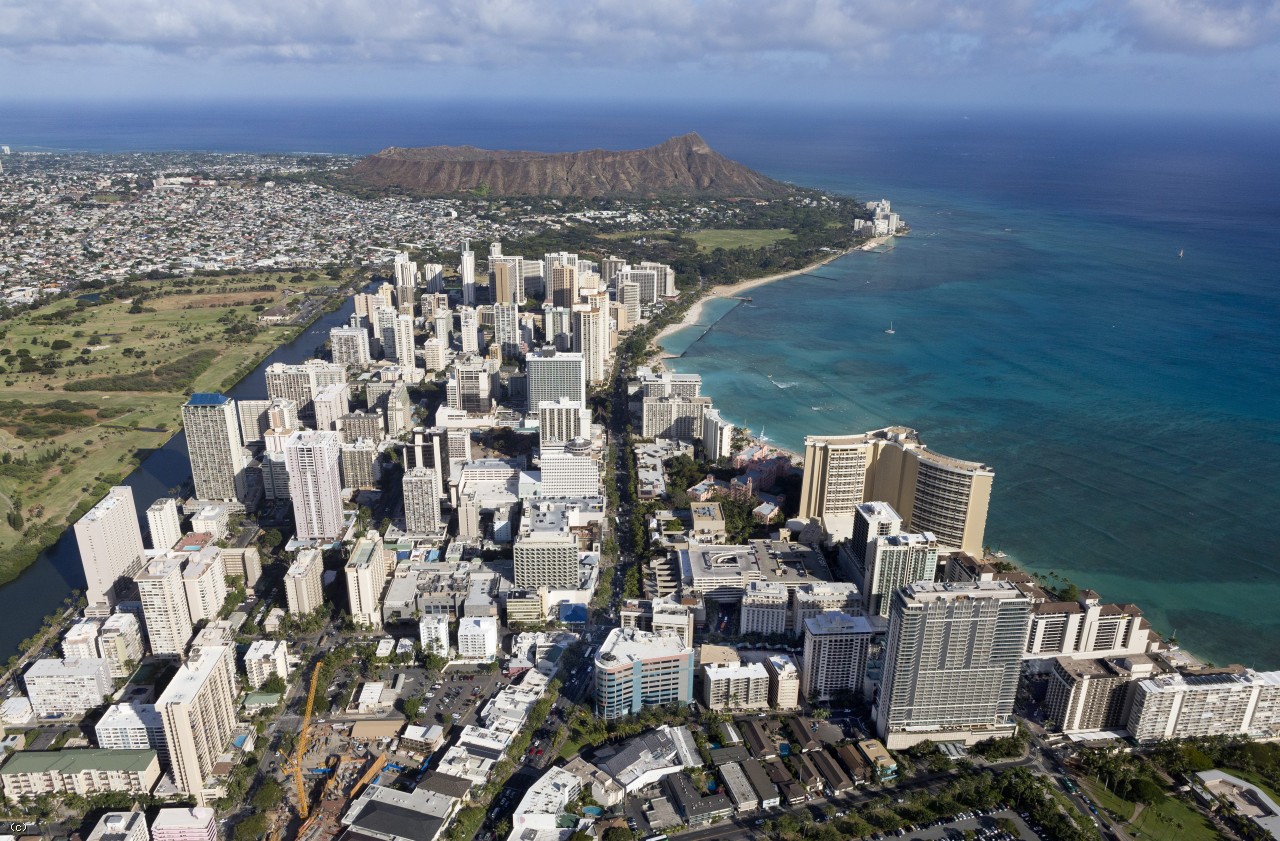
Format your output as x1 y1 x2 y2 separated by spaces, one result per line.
663 160 1280 670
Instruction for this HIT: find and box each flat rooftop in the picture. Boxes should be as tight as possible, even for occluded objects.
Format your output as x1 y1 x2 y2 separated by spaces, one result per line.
597 626 691 666
156 645 229 706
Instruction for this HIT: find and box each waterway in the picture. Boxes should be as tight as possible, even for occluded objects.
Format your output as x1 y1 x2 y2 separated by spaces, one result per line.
0 299 355 660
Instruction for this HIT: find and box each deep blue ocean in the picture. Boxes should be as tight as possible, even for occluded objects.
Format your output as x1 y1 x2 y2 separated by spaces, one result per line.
4 100 1279 668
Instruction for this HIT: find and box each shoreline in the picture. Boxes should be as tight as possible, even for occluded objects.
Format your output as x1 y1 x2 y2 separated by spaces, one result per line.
645 242 892 462
650 239 891 352
643 235 1210 669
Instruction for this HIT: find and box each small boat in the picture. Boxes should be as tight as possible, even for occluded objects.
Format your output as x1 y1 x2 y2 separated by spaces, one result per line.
1178 248 1184 258
885 321 895 335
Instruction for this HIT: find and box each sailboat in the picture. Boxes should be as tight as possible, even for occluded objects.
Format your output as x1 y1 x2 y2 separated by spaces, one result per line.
885 321 895 335
1178 248 1184 259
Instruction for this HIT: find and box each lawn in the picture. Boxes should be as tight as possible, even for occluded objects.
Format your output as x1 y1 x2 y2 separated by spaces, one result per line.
0 270 353 575
1128 794 1218 841
1079 776 1136 821
690 228 793 252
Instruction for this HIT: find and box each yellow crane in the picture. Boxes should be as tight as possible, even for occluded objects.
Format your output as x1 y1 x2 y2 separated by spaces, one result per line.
293 664 322 820
351 753 388 800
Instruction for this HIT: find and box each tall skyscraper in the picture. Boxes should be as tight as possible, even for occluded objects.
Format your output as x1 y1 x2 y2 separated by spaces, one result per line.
550 262 578 307
541 304 573 351
617 265 660 305
182 394 247 503
264 360 346 427
374 306 400 363
460 242 476 306
799 427 994 554
135 554 195 657
403 467 442 534
617 279 642 328
458 306 480 354
285 431 344 541
284 548 325 615
393 251 418 287
330 325 372 368
343 533 387 627
849 501 903 568
75 486 146 612
538 397 592 448
312 382 349 433
421 263 444 294
446 354 496 414
862 532 940 617
181 547 228 624
493 302 520 359
235 399 271 448
539 452 600 497
156 644 237 804
433 309 451 345
394 312 417 370
572 301 609 385
526 347 586 411
800 612 875 702
876 581 1031 748
514 502 582 589
490 255 525 304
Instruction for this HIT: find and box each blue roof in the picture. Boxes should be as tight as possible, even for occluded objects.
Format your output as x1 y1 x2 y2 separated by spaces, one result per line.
187 392 230 406
559 603 589 623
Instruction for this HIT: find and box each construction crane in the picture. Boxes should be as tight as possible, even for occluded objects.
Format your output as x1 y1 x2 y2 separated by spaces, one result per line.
351 753 388 800
293 664 323 820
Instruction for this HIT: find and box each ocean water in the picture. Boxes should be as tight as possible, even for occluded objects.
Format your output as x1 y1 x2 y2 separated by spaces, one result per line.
4 101 1279 668
662 113 1280 669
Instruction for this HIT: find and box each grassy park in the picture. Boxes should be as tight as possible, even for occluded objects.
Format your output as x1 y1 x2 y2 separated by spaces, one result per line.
0 270 355 581
597 227 795 252
689 227 794 251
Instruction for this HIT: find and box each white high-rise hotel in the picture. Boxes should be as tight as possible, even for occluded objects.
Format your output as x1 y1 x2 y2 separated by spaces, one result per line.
182 393 247 503
876 581 1031 749
800 427 994 555
74 486 146 612
402 467 442 534
460 242 477 306
285 431 344 541
135 554 195 657
156 644 238 804
526 347 586 412
146 497 183 553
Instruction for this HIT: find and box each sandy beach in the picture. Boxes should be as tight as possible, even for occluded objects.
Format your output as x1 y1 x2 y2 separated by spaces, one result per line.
651 236 892 352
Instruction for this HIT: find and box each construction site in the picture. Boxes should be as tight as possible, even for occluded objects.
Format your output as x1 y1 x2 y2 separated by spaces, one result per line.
266 665 430 841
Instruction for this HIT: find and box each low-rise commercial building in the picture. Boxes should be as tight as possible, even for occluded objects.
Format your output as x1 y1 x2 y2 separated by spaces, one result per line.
84 811 148 841
702 661 770 711
150 806 218 841
594 627 694 720
0 749 159 797
243 639 290 690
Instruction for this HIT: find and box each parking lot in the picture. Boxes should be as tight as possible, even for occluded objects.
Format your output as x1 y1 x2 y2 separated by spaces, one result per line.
886 809 1040 841
424 664 508 730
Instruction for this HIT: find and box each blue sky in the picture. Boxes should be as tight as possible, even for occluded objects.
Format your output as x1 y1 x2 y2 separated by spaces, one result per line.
3 0 1279 114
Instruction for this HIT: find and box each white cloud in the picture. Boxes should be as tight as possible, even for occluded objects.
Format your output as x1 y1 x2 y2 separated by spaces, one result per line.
1119 0 1280 53
0 0 1085 65
0 0 1275 89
